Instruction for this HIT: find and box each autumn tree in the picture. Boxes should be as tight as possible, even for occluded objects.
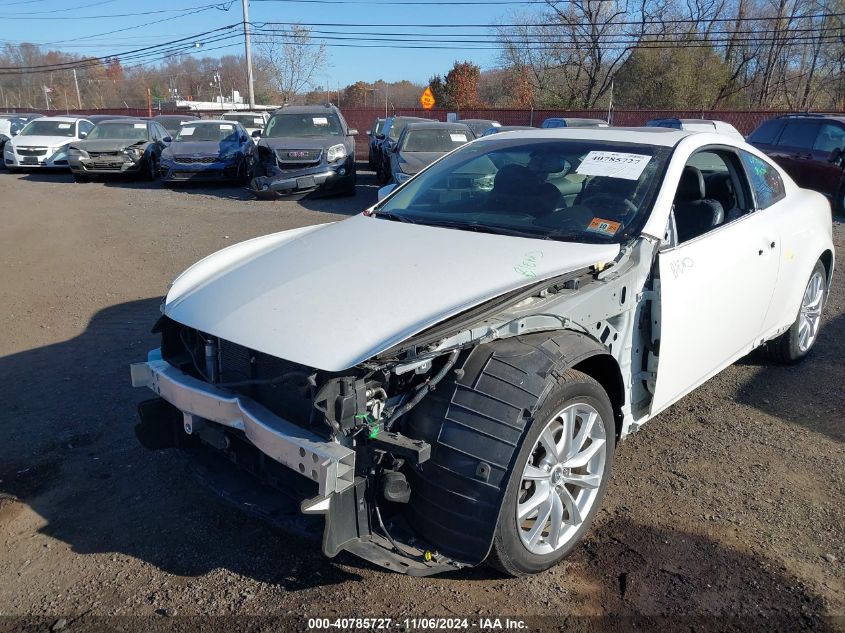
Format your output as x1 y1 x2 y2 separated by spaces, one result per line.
444 60 481 109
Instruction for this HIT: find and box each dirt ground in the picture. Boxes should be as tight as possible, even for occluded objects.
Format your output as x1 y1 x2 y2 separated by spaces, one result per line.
0 167 842 633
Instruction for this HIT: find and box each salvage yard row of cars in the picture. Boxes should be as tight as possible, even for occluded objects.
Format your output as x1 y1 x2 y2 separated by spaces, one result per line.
5 108 843 213
117 110 836 576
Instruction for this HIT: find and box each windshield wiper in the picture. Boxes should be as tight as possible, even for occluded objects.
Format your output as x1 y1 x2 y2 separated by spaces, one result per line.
372 210 417 223
420 219 542 239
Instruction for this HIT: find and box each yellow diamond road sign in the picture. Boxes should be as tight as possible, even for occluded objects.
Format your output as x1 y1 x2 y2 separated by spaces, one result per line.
420 87 436 110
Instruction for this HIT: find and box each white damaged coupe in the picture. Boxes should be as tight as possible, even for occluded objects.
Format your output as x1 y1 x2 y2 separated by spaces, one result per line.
131 128 835 576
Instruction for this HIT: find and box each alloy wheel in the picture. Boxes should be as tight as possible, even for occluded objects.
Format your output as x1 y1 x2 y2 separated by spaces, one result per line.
517 402 607 555
798 269 825 352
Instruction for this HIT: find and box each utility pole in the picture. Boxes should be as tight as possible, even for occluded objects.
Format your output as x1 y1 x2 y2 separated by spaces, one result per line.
241 0 256 109
72 68 82 109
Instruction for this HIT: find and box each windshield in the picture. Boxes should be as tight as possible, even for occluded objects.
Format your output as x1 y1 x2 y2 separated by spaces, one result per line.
375 138 670 244
264 113 343 138
402 128 470 152
176 123 240 142
224 114 265 128
20 120 77 137
389 118 424 140
86 122 149 141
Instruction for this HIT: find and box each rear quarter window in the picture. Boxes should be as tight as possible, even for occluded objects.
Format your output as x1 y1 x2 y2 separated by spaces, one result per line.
741 151 786 209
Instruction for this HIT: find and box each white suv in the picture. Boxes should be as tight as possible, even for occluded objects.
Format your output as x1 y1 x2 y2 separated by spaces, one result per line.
4 116 94 170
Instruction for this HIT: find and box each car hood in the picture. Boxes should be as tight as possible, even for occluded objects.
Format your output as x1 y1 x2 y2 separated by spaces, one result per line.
259 136 336 150
12 135 76 147
396 151 446 175
163 214 620 371
75 139 148 152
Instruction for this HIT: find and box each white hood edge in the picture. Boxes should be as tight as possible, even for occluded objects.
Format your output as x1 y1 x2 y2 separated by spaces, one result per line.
163 214 620 371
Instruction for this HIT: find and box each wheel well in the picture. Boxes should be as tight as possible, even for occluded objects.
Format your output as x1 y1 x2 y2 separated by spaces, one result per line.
820 249 834 286
572 354 625 439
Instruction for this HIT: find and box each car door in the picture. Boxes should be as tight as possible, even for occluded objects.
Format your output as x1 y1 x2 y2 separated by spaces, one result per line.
769 119 821 189
649 149 781 415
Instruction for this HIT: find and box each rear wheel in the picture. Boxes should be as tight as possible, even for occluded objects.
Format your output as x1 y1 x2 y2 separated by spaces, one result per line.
488 370 615 576
762 259 827 363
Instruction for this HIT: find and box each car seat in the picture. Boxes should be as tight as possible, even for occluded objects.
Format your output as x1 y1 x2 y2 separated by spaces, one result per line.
673 166 725 243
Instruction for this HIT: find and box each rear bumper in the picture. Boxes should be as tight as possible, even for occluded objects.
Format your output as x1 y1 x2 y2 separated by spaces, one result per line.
130 358 355 497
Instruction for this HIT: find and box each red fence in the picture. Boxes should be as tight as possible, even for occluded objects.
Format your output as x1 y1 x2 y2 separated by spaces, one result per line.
7 106 842 160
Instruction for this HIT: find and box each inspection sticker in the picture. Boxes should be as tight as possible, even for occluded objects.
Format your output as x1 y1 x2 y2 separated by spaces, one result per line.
313 117 329 125
449 133 468 142
576 151 651 180
180 127 195 136
586 217 621 236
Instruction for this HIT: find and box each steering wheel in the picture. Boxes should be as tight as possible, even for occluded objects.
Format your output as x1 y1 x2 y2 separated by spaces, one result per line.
581 193 638 217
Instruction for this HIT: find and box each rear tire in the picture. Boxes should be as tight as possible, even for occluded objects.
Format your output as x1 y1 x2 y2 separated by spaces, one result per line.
762 259 827 364
488 369 615 576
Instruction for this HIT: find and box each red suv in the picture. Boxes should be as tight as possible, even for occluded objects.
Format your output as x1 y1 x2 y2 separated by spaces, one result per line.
747 114 845 214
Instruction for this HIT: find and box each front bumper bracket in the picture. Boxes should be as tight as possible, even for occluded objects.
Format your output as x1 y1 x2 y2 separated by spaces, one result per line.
130 360 355 496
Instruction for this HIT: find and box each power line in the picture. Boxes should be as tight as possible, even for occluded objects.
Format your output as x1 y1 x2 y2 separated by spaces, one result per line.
0 1 236 20
251 11 845 28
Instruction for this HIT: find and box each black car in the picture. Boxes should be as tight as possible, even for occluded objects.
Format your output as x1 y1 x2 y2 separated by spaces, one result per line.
154 114 200 138
388 121 472 185
249 104 357 199
367 117 385 169
67 118 172 182
748 113 845 214
375 115 427 183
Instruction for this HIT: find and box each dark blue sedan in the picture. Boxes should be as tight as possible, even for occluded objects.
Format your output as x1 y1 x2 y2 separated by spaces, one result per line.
160 120 255 183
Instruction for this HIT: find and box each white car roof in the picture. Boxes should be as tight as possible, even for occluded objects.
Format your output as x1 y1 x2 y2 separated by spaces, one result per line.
475 127 694 147
36 115 88 122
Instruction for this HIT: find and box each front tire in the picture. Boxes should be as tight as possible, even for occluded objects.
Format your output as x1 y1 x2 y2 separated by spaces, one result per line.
488 369 615 576
762 259 827 363
145 155 158 181
72 173 89 183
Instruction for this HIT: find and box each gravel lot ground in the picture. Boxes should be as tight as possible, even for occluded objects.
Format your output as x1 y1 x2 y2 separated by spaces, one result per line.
0 167 842 633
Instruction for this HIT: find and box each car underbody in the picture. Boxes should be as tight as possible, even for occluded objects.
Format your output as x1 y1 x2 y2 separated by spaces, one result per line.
131 234 663 575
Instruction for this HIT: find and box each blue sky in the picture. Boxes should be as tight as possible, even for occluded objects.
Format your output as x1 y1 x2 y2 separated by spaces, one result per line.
0 0 526 86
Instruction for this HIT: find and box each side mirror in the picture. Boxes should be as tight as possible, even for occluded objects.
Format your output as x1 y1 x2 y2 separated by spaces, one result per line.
347 128 358 136
366 130 371 136
12 129 20 136
251 129 262 138
163 136 172 143
377 184 397 201
375 133 385 140
828 147 842 164
79 132 87 139
241 136 249 143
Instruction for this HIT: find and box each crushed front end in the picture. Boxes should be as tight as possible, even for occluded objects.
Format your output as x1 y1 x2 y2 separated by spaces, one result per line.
249 142 354 199
130 316 468 575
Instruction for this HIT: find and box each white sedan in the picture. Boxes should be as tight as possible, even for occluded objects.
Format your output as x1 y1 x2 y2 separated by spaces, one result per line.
4 116 94 170
131 127 834 576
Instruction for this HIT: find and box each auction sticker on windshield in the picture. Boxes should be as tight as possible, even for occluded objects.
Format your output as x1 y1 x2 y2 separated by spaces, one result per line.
576 151 651 180
586 217 621 236
58 123 71 129
450 133 468 142
313 117 329 125
180 127 195 135
133 123 146 129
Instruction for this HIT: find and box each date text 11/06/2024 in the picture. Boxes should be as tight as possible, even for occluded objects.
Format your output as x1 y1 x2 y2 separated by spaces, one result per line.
306 617 528 630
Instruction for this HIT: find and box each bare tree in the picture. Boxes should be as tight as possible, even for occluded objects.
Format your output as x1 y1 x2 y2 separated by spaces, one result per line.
253 25 328 103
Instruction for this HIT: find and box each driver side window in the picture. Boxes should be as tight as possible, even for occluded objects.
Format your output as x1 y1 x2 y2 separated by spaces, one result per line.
671 149 752 244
